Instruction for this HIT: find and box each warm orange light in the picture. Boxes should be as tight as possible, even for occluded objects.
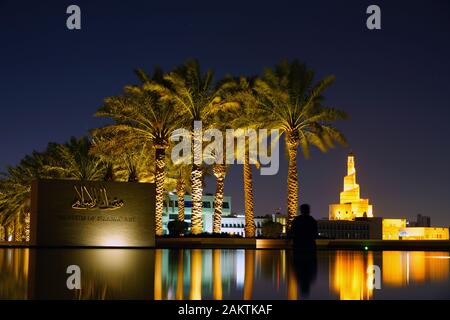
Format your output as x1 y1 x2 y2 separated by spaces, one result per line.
331 251 373 300
154 249 163 300
382 251 449 286
213 249 223 300
382 219 407 240
329 155 373 220
189 249 202 300
243 250 255 300
399 227 449 240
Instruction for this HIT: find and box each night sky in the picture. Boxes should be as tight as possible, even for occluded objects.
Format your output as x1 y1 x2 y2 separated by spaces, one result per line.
1 0 449 226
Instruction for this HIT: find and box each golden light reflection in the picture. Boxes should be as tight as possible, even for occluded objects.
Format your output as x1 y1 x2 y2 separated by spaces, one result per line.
1 248 449 300
331 251 373 300
0 248 29 299
154 249 162 300
286 252 298 300
243 250 254 300
383 251 449 286
189 249 202 300
176 250 184 300
213 249 223 300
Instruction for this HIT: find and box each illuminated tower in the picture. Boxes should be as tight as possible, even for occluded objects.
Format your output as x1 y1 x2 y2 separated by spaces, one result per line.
329 153 373 220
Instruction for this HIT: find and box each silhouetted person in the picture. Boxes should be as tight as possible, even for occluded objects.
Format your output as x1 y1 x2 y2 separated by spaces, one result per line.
290 204 318 250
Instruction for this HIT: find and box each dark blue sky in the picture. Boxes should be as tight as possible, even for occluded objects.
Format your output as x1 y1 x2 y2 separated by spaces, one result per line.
1 0 449 225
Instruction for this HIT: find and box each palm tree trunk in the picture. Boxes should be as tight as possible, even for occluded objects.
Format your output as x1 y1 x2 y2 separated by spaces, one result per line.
244 147 255 237
24 212 30 242
155 147 166 236
14 214 21 242
0 225 5 241
286 138 299 230
190 165 203 234
176 178 186 222
190 124 204 234
7 223 13 241
213 164 226 234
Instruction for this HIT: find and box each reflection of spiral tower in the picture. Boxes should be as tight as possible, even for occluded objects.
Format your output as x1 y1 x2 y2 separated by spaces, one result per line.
329 153 373 220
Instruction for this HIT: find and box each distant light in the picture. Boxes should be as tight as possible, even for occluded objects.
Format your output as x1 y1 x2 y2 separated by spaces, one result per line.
102 235 127 247
364 246 369 250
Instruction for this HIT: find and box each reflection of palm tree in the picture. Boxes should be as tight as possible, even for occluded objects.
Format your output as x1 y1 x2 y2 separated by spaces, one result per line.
243 250 255 300
176 250 184 300
154 249 163 300
0 248 29 299
213 249 223 300
190 249 202 300
74 278 108 300
254 60 347 229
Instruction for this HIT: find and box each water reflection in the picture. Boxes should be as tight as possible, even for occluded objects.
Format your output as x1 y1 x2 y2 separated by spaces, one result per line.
0 248 29 299
0 248 449 300
291 250 317 298
330 251 374 300
382 251 450 286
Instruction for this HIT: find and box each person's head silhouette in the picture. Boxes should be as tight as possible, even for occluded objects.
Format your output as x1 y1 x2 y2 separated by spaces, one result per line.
299 204 311 216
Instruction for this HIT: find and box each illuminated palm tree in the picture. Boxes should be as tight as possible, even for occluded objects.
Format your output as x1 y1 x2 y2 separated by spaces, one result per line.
0 149 53 241
147 60 239 234
220 76 266 237
0 168 33 241
44 136 107 181
254 60 347 229
0 137 108 241
94 68 182 236
90 131 154 183
204 108 232 234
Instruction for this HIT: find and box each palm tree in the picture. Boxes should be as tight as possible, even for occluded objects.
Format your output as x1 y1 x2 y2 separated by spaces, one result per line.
44 136 107 181
90 131 154 183
0 149 52 241
254 59 347 229
147 60 239 235
94 68 182 236
220 76 266 237
0 137 108 242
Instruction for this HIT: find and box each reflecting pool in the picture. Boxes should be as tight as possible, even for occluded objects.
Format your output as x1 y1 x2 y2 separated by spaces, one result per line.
1 248 449 300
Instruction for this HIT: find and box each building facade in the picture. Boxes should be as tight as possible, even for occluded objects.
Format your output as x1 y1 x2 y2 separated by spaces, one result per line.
163 194 232 234
221 215 268 237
